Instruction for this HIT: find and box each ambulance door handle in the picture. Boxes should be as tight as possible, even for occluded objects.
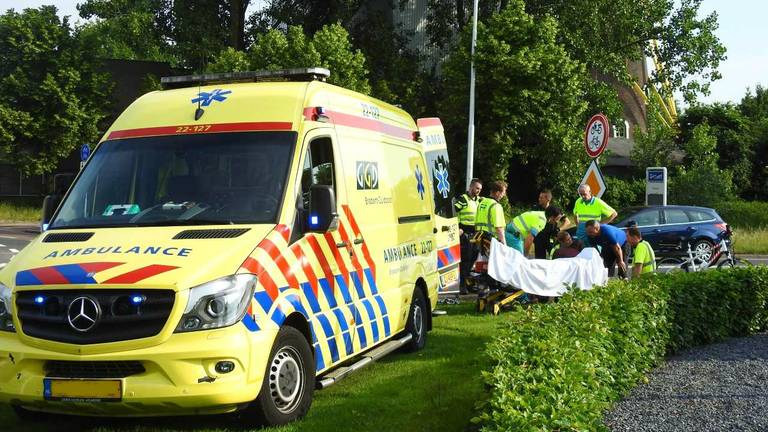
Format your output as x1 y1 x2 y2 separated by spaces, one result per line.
335 241 349 248
353 238 364 245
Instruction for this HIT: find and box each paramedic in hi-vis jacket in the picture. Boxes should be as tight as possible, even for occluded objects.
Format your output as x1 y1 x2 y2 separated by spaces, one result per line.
455 178 482 293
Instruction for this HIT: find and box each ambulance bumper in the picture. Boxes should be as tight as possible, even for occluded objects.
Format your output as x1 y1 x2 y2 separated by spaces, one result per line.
0 325 276 416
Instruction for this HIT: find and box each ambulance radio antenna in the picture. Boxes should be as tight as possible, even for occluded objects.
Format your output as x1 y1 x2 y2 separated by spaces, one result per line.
194 78 205 121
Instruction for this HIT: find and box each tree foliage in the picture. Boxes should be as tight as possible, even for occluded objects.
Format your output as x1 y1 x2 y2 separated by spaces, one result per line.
0 7 110 175
441 0 588 201
208 23 371 94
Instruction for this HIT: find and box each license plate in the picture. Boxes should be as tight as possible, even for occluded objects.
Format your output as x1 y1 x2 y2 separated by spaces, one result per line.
440 268 459 286
44 379 122 402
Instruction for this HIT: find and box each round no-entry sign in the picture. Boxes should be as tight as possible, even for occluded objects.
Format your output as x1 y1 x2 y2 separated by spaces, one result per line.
584 114 609 158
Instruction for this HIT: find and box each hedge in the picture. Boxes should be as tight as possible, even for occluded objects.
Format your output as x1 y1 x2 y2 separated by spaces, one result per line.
715 201 768 229
475 267 768 431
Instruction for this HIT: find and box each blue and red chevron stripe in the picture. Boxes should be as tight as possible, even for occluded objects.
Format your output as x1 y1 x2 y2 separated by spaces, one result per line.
437 244 461 269
15 262 179 286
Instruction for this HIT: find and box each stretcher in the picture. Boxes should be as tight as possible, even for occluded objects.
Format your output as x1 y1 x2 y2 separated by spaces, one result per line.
467 232 608 315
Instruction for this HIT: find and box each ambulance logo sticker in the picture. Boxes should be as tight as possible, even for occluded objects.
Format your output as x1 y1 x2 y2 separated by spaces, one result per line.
191 89 232 107
415 165 425 200
434 163 450 199
356 161 379 190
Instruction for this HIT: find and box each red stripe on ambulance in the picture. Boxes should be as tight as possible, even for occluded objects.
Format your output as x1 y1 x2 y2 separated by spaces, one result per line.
108 122 293 140
290 243 319 296
241 257 279 300
306 235 335 292
102 264 178 284
342 205 376 278
303 107 417 141
259 238 300 289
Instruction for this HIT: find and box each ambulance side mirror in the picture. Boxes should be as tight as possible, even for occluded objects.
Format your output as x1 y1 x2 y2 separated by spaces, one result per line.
308 185 338 232
41 194 62 231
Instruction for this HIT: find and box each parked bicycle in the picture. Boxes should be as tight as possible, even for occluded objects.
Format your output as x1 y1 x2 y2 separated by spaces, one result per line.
656 224 742 273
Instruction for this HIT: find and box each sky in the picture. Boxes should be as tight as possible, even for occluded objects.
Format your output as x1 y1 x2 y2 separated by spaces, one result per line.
7 0 768 105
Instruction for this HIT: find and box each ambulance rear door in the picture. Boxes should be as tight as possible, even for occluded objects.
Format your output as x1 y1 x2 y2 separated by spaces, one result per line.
418 118 460 295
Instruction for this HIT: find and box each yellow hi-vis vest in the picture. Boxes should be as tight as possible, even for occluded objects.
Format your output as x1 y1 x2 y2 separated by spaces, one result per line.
511 211 546 238
573 196 614 222
475 198 504 233
454 193 480 226
633 240 657 274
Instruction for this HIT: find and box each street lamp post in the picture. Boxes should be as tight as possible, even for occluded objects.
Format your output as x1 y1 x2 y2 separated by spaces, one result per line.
465 0 479 190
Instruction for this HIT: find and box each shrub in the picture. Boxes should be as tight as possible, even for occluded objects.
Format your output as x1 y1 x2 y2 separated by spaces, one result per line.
477 267 768 431
602 177 645 210
715 200 768 229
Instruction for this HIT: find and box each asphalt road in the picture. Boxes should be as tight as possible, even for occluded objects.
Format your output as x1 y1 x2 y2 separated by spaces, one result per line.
0 224 38 269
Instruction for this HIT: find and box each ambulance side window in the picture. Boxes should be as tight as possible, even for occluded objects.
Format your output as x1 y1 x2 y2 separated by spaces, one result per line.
300 137 336 210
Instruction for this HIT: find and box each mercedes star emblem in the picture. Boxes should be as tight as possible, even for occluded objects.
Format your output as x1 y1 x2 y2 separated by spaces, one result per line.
67 297 101 332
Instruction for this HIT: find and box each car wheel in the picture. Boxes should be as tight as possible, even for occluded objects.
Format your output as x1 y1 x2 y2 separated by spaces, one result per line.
403 288 428 352
692 239 714 263
240 326 314 427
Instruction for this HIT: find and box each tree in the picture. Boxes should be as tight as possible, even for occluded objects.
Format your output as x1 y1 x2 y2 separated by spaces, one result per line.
669 123 734 206
78 0 250 70
208 23 371 94
440 0 588 202
678 103 752 194
428 0 726 102
739 86 768 199
76 0 172 62
0 7 111 176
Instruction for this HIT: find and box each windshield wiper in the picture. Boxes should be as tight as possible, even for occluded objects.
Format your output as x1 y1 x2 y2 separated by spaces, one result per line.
131 219 239 227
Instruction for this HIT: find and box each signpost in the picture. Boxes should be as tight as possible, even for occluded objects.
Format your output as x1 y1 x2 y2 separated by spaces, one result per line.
584 114 609 158
645 167 668 205
580 159 606 198
80 144 90 170
581 114 609 196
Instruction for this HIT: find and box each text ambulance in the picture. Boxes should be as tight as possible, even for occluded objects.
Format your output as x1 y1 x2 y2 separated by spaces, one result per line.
0 68 458 426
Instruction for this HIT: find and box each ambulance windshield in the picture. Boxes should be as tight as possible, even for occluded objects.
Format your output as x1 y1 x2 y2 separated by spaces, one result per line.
49 131 297 229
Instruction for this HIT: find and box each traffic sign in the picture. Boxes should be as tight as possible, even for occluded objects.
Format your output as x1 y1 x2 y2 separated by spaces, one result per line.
580 159 606 198
80 144 90 161
584 114 609 158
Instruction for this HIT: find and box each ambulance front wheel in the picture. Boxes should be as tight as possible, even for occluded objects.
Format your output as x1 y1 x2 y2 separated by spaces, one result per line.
242 326 315 427
403 287 428 352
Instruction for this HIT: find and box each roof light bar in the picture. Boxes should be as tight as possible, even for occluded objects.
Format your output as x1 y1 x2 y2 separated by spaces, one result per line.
161 67 331 89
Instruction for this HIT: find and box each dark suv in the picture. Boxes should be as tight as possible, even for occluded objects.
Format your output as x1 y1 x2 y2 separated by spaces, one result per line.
612 205 728 259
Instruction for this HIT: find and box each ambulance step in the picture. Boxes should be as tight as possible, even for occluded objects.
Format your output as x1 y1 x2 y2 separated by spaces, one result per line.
317 334 413 389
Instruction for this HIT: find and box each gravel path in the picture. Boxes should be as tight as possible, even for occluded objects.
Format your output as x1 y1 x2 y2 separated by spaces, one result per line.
605 333 768 432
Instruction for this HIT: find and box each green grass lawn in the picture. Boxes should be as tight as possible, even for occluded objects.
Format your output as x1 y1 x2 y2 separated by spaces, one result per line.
733 228 768 255
1 303 501 432
0 202 39 223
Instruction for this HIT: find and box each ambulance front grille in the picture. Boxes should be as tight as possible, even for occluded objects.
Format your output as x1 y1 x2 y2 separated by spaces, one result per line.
45 360 146 378
16 290 175 344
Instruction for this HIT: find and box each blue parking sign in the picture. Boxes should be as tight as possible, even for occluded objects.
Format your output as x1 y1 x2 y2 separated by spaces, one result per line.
80 144 90 161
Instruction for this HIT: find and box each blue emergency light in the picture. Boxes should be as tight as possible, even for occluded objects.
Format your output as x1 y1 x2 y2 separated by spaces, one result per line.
309 214 320 229
34 295 45 305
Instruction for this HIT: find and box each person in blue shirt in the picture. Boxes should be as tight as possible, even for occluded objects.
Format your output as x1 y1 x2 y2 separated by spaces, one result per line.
585 220 630 278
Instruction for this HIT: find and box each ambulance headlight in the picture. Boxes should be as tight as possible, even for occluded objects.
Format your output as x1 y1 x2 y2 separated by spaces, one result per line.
175 274 257 333
0 284 15 333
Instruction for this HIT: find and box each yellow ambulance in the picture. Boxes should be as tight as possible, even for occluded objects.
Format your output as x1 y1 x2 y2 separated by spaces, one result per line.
0 68 459 426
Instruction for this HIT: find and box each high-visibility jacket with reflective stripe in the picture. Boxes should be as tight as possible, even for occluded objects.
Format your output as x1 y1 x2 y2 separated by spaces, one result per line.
454 193 480 226
573 196 614 222
511 211 546 237
475 198 504 233
633 240 656 274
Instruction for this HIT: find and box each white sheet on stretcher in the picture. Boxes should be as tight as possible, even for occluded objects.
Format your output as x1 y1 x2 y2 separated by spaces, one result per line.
487 238 608 296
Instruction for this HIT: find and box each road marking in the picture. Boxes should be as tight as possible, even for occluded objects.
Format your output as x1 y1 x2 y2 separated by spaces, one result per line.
9 249 18 254
0 263 6 269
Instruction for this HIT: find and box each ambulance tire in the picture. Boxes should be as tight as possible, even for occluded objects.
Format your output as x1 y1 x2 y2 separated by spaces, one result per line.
242 326 315 427
403 288 428 352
